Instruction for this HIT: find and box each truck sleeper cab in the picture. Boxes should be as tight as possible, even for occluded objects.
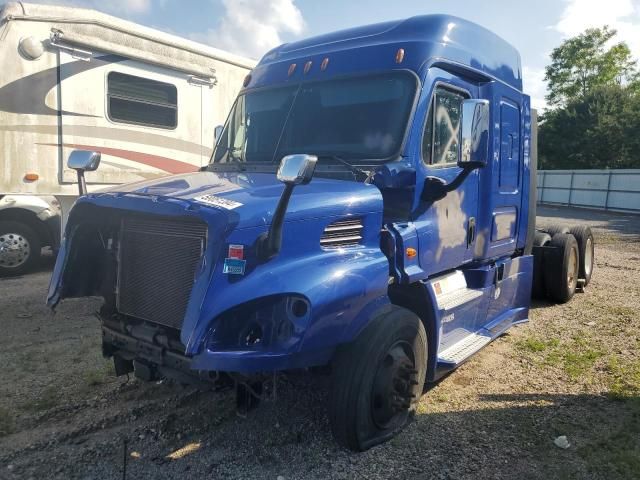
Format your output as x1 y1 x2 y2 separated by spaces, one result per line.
48 15 593 451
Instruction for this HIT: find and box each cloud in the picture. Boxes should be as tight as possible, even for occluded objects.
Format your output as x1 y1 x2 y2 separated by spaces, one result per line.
191 0 305 59
522 66 548 111
554 0 640 59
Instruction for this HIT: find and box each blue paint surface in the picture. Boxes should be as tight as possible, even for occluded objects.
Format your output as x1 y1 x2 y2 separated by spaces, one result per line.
49 14 534 375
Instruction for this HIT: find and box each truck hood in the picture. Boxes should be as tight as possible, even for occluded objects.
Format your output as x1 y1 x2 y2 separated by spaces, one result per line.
93 170 382 228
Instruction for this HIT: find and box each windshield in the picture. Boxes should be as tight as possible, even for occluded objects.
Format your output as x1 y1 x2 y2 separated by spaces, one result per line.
211 72 417 165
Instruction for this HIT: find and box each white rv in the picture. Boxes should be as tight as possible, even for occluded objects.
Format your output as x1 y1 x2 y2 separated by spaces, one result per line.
0 2 255 275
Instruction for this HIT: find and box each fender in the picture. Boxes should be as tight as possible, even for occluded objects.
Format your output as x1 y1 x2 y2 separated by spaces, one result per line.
186 212 391 358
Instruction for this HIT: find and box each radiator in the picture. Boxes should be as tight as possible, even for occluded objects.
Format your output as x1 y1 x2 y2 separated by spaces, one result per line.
117 215 207 330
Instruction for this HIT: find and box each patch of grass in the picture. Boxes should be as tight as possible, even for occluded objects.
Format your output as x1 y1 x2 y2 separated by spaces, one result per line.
21 386 59 412
0 407 14 437
517 336 560 353
577 398 640 478
83 361 116 387
606 306 636 320
517 334 603 380
562 349 603 379
607 356 640 399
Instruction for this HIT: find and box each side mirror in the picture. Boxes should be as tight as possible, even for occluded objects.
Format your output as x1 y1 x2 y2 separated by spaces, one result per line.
277 154 317 185
67 150 101 196
458 99 490 169
68 150 101 172
257 154 317 261
214 125 223 144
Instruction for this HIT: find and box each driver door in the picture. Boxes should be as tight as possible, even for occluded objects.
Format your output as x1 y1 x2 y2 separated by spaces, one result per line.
414 73 480 276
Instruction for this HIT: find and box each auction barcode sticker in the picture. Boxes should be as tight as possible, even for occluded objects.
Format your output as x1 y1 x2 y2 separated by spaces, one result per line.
195 194 243 210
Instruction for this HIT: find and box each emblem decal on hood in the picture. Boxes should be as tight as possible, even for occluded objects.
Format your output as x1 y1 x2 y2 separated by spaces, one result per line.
195 194 243 210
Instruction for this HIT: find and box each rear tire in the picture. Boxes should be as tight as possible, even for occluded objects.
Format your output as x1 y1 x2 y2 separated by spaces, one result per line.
329 306 427 451
569 225 594 286
534 231 552 247
544 233 579 303
0 220 41 276
544 224 570 237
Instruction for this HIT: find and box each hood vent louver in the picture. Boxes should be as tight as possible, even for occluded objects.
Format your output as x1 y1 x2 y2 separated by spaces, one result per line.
320 218 363 248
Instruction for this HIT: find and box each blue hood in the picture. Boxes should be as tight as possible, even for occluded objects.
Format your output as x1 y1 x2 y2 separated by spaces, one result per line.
96 170 382 228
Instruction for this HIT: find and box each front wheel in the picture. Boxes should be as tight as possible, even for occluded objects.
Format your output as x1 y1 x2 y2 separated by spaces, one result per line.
329 306 427 451
0 220 41 276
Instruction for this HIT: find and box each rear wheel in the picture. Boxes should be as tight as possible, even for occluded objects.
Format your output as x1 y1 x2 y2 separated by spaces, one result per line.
329 306 427 451
569 225 594 286
544 233 579 303
544 224 570 237
0 221 41 276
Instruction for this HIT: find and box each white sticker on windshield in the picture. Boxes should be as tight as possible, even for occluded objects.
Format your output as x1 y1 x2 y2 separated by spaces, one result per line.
195 194 243 210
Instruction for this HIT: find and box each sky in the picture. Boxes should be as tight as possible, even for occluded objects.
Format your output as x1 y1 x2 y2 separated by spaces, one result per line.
5 0 640 110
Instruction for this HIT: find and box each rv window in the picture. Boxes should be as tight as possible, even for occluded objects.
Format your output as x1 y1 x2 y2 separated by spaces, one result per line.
107 72 177 129
422 87 466 165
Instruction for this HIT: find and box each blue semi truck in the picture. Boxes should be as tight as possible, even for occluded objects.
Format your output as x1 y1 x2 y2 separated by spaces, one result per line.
48 15 595 450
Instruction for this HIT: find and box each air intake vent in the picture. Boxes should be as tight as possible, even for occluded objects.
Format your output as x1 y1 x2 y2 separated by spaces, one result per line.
320 218 363 248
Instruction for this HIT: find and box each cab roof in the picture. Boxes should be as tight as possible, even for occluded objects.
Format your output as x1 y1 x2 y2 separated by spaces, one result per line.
258 15 522 91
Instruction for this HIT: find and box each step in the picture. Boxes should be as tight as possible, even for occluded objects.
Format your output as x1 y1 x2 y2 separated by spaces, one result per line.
436 288 483 311
430 270 484 311
437 331 492 365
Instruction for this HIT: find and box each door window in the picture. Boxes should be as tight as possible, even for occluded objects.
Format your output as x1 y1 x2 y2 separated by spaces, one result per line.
422 87 466 165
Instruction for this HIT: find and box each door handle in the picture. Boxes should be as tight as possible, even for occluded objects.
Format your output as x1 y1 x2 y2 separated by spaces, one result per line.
467 217 476 248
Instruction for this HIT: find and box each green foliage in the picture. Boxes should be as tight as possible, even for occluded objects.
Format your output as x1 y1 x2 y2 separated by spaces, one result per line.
539 83 640 169
540 26 640 169
545 26 638 107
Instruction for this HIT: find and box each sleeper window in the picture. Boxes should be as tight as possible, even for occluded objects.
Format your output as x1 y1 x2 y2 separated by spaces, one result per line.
422 87 465 165
107 72 177 129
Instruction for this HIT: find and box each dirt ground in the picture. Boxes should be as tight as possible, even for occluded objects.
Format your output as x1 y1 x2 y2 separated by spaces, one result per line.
0 205 638 480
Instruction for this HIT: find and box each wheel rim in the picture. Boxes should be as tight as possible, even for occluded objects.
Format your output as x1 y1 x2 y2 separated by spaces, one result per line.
567 246 578 289
0 232 31 269
584 237 594 276
370 340 417 429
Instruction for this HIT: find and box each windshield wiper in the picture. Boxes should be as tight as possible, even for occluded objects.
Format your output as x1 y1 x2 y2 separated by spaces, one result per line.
316 154 373 183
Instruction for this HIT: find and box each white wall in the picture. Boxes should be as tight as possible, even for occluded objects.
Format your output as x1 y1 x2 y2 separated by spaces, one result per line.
537 169 640 213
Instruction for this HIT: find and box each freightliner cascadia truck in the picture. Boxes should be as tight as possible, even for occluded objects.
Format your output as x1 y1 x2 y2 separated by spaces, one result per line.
48 15 595 451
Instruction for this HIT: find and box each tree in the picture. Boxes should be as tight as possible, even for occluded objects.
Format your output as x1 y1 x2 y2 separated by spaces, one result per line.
544 26 638 107
539 83 640 169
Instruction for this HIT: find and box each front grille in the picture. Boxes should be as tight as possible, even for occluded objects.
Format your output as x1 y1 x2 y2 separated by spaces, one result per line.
117 215 206 330
320 218 363 248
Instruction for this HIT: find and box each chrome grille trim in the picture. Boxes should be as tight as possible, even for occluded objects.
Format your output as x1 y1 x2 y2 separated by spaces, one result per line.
320 218 363 248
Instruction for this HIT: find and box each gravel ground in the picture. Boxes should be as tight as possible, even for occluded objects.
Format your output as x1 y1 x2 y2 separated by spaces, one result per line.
0 205 638 480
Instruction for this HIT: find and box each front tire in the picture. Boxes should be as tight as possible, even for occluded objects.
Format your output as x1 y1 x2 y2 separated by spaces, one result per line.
0 221 41 276
329 306 427 451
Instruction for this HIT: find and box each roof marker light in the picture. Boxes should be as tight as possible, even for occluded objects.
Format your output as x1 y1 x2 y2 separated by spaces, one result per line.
321 57 329 71
288 63 297 76
395 48 405 64
304 61 312 74
24 173 39 182
406 247 417 258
